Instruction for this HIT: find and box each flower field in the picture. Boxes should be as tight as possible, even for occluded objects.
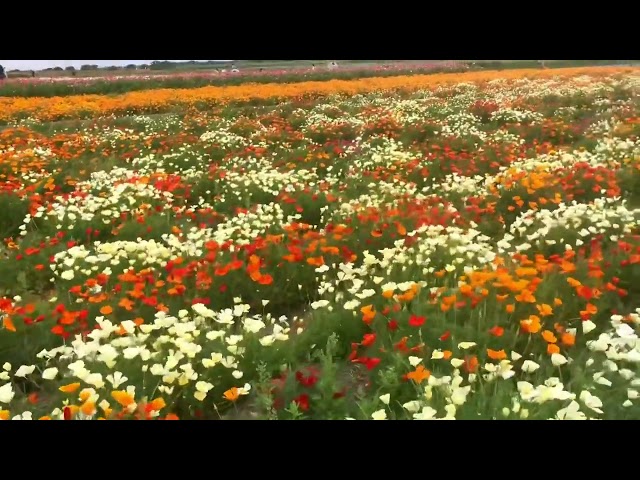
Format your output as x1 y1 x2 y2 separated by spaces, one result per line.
1 66 640 420
0 61 466 98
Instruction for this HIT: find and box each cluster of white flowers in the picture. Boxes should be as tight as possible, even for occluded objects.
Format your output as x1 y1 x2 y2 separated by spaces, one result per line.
491 108 544 124
208 203 301 246
421 173 490 198
200 128 250 147
505 197 640 253
0 299 294 418
368 309 640 420
27 181 173 233
312 222 495 316
51 240 174 280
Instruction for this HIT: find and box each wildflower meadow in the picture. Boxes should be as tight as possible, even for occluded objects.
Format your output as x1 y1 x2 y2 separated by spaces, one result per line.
1 65 640 420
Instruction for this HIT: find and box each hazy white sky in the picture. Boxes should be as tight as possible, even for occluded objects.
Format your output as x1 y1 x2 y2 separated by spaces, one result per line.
0 60 229 70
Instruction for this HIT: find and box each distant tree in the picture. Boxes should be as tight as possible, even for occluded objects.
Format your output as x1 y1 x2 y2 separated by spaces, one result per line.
53 67 63 71
65 66 76 71
125 64 137 70
150 61 178 70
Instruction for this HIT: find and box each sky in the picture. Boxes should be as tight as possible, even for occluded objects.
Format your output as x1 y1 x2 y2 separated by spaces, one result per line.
0 60 229 70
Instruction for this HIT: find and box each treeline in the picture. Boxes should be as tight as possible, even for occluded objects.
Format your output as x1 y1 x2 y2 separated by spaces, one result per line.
472 59 638 70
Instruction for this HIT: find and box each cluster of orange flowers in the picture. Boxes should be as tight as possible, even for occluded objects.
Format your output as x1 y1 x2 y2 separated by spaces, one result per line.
1 67 637 123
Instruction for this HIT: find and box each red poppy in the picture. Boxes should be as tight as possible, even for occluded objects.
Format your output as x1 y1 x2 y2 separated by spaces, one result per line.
394 336 409 352
191 298 210 305
361 333 376 347
333 388 347 399
348 348 358 361
295 370 318 388
489 326 504 337
294 394 310 411
408 315 426 327
352 356 381 370
576 285 593 300
387 320 398 331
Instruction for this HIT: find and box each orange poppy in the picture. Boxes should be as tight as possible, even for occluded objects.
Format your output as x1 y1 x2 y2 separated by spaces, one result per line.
536 304 553 316
547 344 560 355
81 400 96 416
306 256 325 267
487 349 507 360
118 298 135 311
59 382 81 393
406 365 430 384
111 390 135 408
561 332 575 347
149 397 166 411
360 304 376 324
2 316 16 332
464 355 479 373
224 387 240 402
541 330 558 343
520 315 541 334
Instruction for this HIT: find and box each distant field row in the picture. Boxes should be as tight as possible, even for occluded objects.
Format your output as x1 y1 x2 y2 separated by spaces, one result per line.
2 60 636 99
0 62 465 98
2 66 637 125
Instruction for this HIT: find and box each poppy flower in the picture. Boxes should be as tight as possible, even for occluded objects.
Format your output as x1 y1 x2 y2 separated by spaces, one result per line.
223 387 240 402
561 332 575 347
542 330 557 343
295 370 319 387
361 333 376 347
294 394 310 411
487 349 507 360
2 316 15 332
408 314 426 327
489 326 504 337
364 357 381 370
464 355 479 373
406 365 430 384
59 382 81 393
111 390 135 407
547 344 560 355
